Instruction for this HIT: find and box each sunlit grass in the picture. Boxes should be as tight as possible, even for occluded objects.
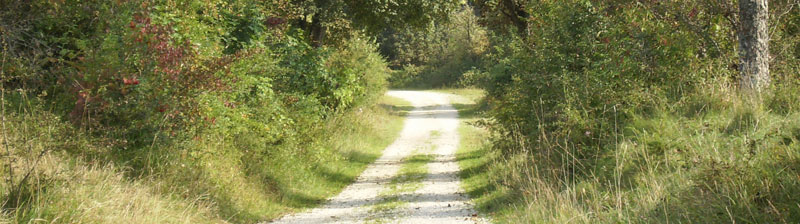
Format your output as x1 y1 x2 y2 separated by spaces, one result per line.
367 149 435 222
452 87 800 223
0 94 411 223
447 88 517 222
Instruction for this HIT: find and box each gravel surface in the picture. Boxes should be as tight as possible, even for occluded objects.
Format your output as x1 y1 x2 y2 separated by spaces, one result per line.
268 91 488 224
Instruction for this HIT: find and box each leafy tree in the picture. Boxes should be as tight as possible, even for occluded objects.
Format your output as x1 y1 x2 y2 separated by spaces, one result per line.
472 0 529 35
382 4 488 87
289 0 460 47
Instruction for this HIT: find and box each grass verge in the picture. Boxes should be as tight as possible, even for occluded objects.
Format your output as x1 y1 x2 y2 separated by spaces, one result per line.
445 88 516 222
1 94 410 223
454 87 800 223
367 147 435 223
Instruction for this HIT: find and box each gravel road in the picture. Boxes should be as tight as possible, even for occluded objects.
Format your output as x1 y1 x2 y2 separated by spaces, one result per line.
268 91 487 224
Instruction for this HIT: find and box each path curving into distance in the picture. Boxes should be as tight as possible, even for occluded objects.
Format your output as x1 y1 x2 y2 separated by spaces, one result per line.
269 91 487 224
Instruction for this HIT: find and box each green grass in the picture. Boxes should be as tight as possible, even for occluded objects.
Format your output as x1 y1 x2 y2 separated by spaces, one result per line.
385 153 434 196
0 104 218 223
367 148 435 223
0 94 411 223
446 88 516 222
431 88 486 117
452 87 800 223
436 88 511 221
429 88 486 100
455 119 515 222
380 95 415 117
363 88 488 223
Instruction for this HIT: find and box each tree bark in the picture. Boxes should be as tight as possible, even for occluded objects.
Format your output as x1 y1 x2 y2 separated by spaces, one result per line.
308 0 330 48
309 14 325 48
501 0 528 36
738 0 769 92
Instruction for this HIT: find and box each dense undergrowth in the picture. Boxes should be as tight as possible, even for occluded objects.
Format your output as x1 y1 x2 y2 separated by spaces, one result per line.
0 0 407 223
0 94 408 223
382 5 488 89
459 84 800 223
453 1 800 223
3 0 800 222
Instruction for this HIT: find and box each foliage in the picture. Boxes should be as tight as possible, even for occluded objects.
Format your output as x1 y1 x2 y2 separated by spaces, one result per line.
272 34 387 111
0 0 398 222
283 0 459 47
472 0 529 35
383 5 488 88
3 0 799 222
466 0 800 222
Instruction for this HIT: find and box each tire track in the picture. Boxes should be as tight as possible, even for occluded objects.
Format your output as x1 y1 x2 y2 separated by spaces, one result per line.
269 91 487 224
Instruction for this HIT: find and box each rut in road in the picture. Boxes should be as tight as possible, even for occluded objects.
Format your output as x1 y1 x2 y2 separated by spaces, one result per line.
269 91 487 224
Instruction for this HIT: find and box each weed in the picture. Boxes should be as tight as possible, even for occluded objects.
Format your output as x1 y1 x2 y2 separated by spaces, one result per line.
367 149 434 222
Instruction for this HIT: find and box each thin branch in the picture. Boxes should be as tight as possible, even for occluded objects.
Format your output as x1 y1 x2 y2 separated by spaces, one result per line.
14 148 50 195
1 33 13 188
770 0 799 39
643 2 723 56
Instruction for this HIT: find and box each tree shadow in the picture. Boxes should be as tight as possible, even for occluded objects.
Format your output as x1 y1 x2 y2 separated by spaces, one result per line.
280 190 327 208
455 144 514 214
378 103 415 116
639 153 800 223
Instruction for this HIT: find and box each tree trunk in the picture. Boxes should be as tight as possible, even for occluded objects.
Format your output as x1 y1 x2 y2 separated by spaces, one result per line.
501 0 528 36
309 0 329 48
738 0 769 92
309 14 326 48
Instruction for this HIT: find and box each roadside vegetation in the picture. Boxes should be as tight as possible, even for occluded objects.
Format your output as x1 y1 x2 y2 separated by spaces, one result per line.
382 5 488 89
438 1 800 223
0 0 433 222
367 151 434 223
388 1 800 223
3 0 800 223
1 94 408 223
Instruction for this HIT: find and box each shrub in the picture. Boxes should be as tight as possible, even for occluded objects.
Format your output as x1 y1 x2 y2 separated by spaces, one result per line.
472 1 800 223
1 0 392 222
382 5 487 88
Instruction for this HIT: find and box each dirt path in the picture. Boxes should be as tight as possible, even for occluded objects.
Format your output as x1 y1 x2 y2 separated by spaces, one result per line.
269 91 487 224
